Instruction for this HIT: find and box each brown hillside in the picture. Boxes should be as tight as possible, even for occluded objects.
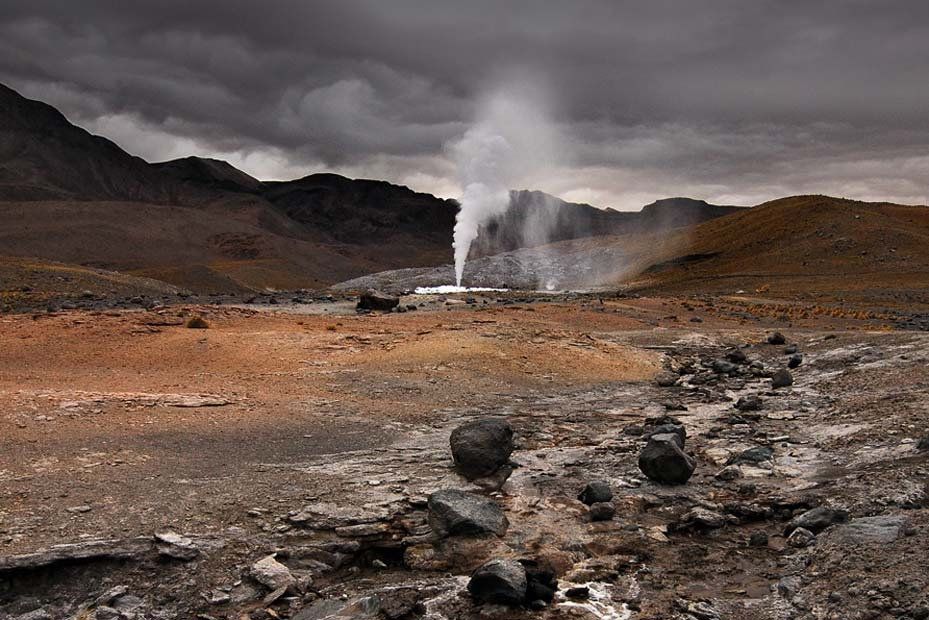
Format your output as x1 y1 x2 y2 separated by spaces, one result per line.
622 195 929 303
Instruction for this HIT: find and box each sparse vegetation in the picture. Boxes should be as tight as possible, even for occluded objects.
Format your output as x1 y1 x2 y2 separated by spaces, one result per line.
185 315 210 329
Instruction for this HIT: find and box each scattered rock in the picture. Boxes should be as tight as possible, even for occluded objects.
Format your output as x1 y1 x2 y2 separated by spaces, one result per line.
565 586 590 600
467 559 527 606
778 575 802 600
784 344 798 354
749 531 769 547
449 418 514 480
638 433 696 485
788 354 804 369
711 359 737 375
785 506 848 535
771 369 794 388
644 422 686 448
767 332 786 345
832 515 907 545
726 349 747 364
677 507 726 530
578 480 613 506
154 532 199 561
427 489 508 538
588 502 615 522
357 289 400 312
917 436 929 451
729 445 774 465
787 527 816 548
735 394 763 411
715 465 742 481
250 554 295 591
655 372 679 387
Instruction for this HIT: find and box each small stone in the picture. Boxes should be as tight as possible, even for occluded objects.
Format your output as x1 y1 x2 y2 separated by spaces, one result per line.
578 480 613 505
784 344 798 354
735 395 763 411
250 554 295 590
565 586 590 600
588 502 615 522
715 465 742 481
154 531 200 561
785 506 848 535
787 354 803 369
771 369 793 388
726 349 747 364
767 332 786 345
712 359 737 375
679 507 726 530
467 559 527 606
357 289 399 311
729 445 774 465
778 575 802 600
787 527 816 548
655 372 679 387
749 531 769 547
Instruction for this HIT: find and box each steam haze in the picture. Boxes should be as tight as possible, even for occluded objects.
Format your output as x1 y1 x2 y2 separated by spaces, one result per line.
2 1 928 208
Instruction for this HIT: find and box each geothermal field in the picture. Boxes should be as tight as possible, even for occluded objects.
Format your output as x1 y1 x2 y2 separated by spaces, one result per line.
3 4 929 620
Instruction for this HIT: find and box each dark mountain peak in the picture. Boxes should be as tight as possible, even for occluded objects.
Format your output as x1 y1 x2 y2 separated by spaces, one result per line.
153 156 263 193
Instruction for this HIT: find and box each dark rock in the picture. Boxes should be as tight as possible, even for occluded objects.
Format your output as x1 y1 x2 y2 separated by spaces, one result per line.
715 465 742 481
638 433 696 485
749 531 769 547
788 354 804 369
711 359 738 375
728 445 774 465
578 480 612 505
589 502 616 522
784 344 798 354
785 506 848 535
726 349 747 364
565 586 590 600
735 395 763 411
771 369 793 388
357 289 400 312
832 516 907 545
917 436 929 451
427 489 508 538
449 418 514 480
467 559 527 606
767 332 787 345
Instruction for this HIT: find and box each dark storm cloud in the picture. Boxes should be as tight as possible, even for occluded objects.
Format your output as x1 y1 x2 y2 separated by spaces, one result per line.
1 1 927 207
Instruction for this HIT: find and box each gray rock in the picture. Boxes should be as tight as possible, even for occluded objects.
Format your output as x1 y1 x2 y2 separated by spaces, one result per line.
679 507 726 529
449 418 514 480
715 465 743 481
787 527 816 547
655 372 679 387
731 445 774 465
777 575 802 600
916 436 929 451
832 515 907 545
726 349 748 364
644 423 686 448
293 595 381 620
357 289 399 311
749 531 769 547
788 354 804 369
467 559 527 606
427 489 508 538
250 554 295 590
12 610 52 620
638 433 696 485
712 359 737 375
588 502 615 522
154 532 200 561
784 344 798 354
578 480 613 506
785 506 848 535
771 369 793 388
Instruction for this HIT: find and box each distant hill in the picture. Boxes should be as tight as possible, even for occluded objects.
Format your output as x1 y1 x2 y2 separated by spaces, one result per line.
0 81 744 292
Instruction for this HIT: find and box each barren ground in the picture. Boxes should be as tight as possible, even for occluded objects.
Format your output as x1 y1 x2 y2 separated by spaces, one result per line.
1 296 927 619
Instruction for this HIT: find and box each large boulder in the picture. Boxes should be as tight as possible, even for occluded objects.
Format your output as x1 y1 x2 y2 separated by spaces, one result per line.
427 489 508 538
357 289 399 311
449 418 514 480
467 559 527 606
638 433 696 485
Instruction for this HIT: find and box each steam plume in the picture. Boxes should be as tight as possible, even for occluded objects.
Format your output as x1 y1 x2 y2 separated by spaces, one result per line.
450 83 558 286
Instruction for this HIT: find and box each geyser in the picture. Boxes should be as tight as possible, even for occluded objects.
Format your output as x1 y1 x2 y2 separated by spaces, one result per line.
449 83 559 287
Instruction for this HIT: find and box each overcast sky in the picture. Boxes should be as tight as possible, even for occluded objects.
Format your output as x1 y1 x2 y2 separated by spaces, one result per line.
1 1 927 209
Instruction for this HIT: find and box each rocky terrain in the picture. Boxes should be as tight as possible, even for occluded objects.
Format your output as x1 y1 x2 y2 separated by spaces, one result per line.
2 295 927 619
